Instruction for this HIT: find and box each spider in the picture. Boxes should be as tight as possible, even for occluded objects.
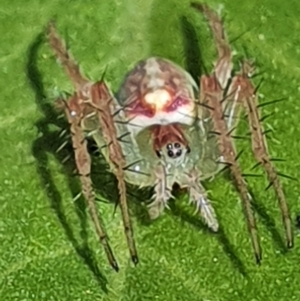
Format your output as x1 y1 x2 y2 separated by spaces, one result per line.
46 3 293 271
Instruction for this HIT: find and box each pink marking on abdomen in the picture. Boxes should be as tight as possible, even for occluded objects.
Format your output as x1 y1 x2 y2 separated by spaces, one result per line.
164 96 190 113
126 94 190 118
125 94 155 118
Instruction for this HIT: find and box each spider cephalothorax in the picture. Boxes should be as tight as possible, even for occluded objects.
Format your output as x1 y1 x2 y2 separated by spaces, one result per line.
119 57 197 136
46 3 293 271
151 123 191 165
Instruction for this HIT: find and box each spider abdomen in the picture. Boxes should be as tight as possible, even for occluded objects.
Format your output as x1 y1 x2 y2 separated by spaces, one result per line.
118 57 198 136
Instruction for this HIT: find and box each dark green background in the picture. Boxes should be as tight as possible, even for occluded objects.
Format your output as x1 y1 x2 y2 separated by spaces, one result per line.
1 0 300 300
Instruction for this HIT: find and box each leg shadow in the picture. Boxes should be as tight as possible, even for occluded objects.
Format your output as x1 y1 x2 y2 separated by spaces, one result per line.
26 31 108 291
180 15 208 81
249 188 287 253
223 168 287 253
150 11 247 275
169 199 248 277
126 185 154 227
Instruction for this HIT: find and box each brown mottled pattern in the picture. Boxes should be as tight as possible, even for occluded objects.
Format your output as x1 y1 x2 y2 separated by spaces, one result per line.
118 57 195 106
151 124 188 152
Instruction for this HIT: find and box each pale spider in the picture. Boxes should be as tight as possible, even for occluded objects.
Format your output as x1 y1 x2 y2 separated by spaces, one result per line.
47 3 293 271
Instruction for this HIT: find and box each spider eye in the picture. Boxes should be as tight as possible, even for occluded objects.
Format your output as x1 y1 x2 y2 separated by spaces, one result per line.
161 142 190 159
167 150 174 157
166 143 173 150
176 149 182 157
156 150 162 158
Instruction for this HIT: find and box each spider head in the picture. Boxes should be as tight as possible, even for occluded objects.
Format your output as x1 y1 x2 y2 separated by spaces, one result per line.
156 141 191 162
152 124 190 164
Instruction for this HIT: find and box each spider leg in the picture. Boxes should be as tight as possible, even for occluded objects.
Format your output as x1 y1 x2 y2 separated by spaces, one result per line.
47 22 138 268
194 3 262 263
60 96 119 271
89 82 138 265
192 3 232 89
48 21 90 92
147 163 174 220
200 70 262 264
184 169 219 232
228 61 293 249
199 2 293 257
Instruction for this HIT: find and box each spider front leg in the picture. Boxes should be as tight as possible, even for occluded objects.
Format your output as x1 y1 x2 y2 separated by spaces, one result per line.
228 61 293 249
47 22 138 270
59 95 119 271
200 74 262 263
89 81 138 265
194 3 261 262
195 2 293 263
181 170 219 232
147 163 174 220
